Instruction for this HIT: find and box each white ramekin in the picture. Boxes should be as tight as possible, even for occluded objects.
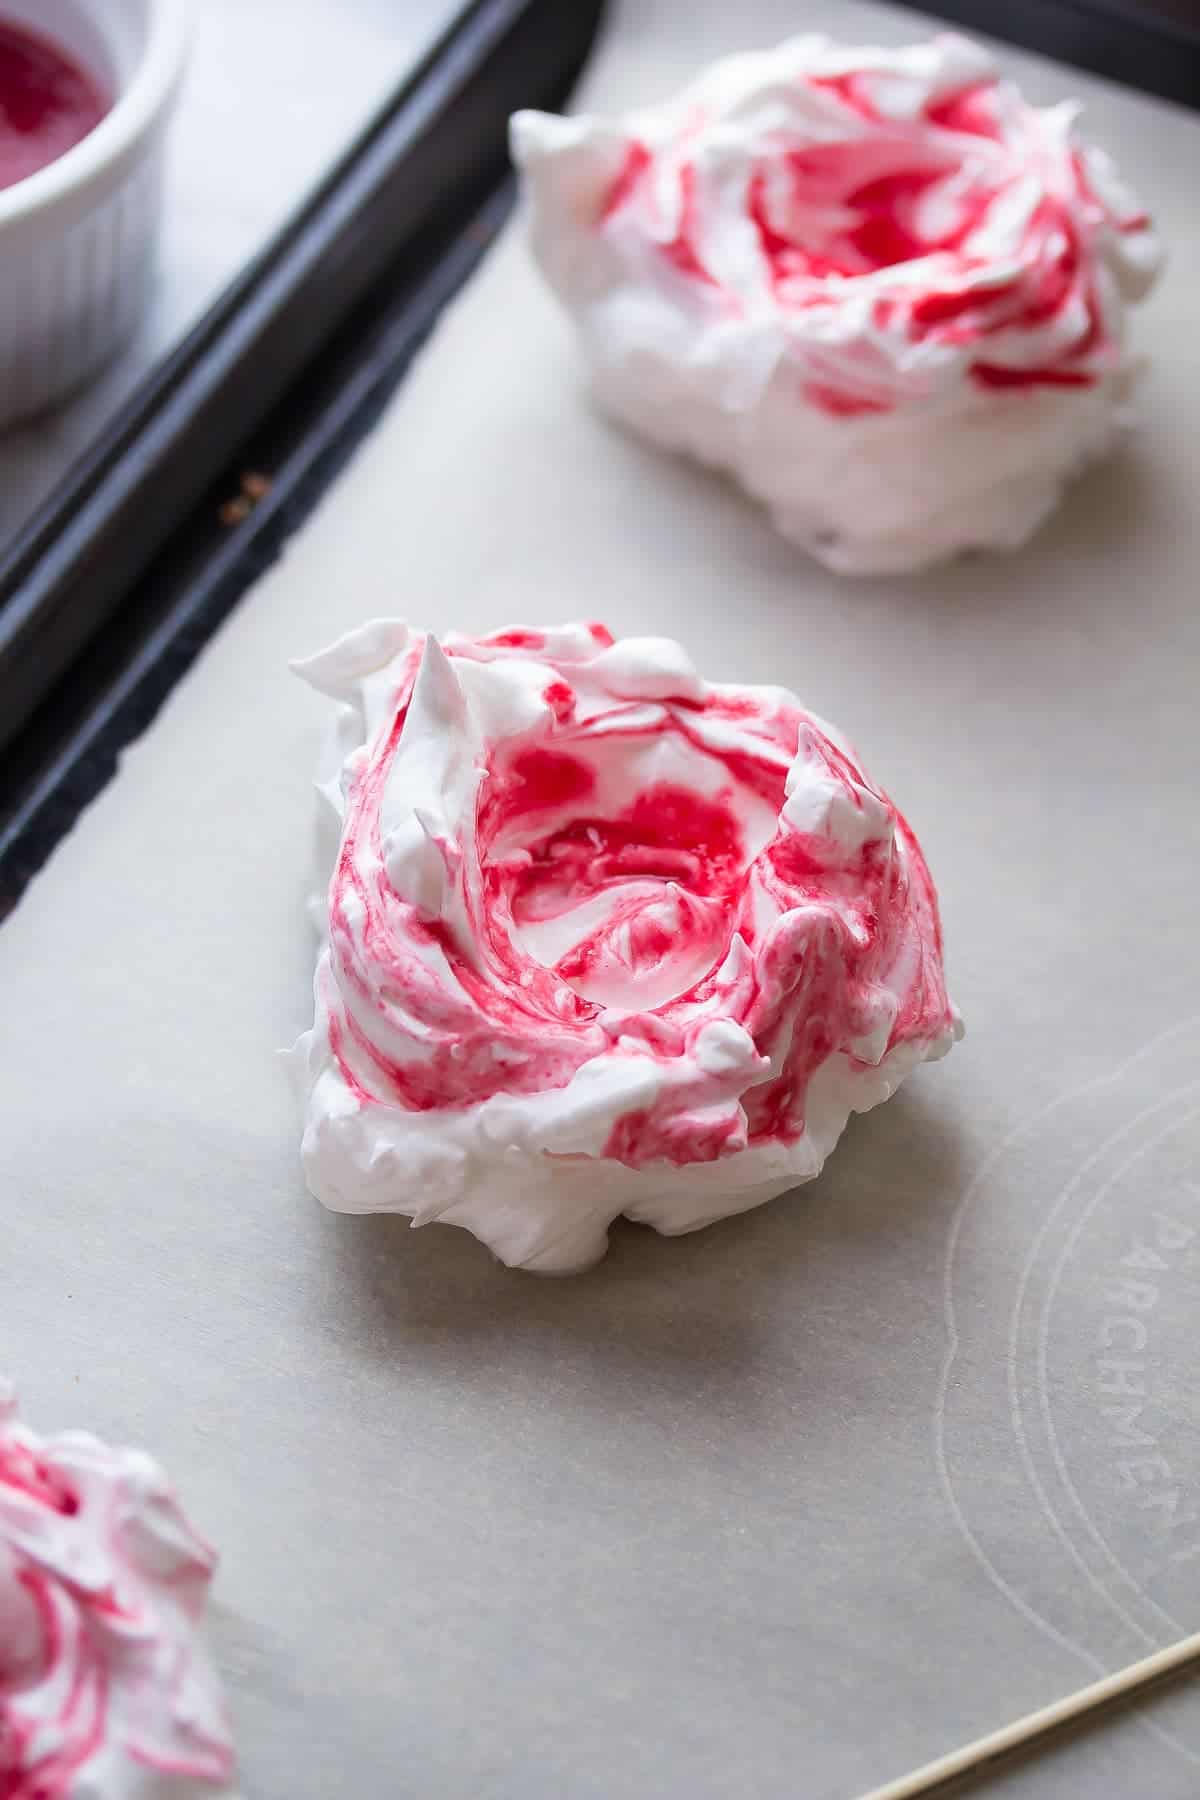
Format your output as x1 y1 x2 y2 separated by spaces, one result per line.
0 0 188 429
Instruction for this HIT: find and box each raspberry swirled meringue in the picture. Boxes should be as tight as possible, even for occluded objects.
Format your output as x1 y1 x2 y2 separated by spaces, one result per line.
291 621 961 1273
0 1383 236 1799
511 34 1162 575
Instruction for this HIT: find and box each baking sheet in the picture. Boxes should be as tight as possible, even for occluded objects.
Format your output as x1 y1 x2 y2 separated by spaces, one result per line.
2 1 1199 1795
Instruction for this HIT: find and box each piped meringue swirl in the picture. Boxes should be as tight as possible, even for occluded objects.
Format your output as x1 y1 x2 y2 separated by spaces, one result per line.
292 622 960 1272
0 1383 236 1799
511 33 1162 574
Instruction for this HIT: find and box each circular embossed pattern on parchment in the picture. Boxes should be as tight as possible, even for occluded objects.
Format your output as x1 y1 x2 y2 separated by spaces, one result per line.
938 1018 1200 1762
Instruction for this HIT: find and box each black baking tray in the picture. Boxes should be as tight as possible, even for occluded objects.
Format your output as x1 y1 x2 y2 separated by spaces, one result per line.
1 0 1197 911
917 0 1200 107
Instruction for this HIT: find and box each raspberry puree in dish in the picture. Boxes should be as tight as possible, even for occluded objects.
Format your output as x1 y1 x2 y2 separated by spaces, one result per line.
0 17 109 192
291 621 961 1273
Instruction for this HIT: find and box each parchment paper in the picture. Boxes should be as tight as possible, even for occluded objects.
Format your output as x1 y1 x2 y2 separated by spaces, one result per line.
3 3 1199 1795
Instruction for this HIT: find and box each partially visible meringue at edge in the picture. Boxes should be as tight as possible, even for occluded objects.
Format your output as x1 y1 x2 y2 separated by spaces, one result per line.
0 1381 237 1799
290 620 962 1273
510 33 1163 575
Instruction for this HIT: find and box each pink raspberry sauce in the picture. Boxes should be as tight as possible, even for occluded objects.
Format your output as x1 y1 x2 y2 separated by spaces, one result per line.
0 17 109 194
